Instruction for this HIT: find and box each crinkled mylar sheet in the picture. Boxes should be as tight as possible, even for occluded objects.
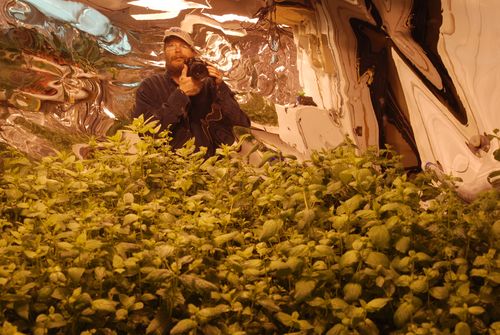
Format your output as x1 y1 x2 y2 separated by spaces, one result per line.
0 0 301 157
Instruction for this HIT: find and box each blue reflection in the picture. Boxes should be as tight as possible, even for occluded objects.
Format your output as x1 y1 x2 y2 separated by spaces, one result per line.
98 30 131 55
21 0 131 55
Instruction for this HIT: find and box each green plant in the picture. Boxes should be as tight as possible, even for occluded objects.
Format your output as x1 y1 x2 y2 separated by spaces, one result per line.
236 92 278 126
487 128 500 186
0 117 498 334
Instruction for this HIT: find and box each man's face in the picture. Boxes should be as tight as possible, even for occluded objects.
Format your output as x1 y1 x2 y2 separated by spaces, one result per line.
164 37 195 74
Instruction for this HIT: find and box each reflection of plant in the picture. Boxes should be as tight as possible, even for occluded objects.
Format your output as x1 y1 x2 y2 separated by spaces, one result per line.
236 92 278 126
12 118 88 150
487 128 500 186
0 117 498 334
0 27 115 72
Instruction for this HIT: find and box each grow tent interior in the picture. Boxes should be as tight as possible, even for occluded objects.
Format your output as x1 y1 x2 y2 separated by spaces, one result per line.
0 0 499 199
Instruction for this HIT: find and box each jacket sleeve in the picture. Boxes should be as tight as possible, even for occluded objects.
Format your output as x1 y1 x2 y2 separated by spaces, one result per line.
132 76 190 129
214 82 251 127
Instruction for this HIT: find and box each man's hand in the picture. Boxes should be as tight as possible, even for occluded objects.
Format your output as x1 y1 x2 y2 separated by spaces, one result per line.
207 65 223 85
178 65 202 96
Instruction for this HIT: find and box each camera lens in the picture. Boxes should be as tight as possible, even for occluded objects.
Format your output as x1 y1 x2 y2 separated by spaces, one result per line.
187 58 209 80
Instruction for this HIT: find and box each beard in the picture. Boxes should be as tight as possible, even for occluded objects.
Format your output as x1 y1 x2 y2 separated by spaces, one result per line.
166 57 185 77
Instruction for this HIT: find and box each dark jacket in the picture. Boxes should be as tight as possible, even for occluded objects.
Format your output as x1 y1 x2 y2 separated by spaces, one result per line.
132 71 250 156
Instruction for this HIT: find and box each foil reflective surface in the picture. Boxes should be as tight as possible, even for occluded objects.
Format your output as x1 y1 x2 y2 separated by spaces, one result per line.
0 0 301 157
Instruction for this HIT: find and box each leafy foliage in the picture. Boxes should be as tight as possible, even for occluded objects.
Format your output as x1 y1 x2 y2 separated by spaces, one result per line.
0 27 115 71
0 118 498 334
487 128 500 186
236 92 278 126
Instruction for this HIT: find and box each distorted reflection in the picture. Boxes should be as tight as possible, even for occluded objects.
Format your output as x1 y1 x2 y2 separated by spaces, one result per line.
129 0 210 20
1 0 497 202
0 0 300 157
10 0 131 55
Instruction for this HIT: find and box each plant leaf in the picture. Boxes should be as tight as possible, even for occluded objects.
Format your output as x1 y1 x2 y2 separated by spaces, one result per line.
170 319 197 335
365 298 391 312
257 299 281 312
196 304 230 323
395 236 411 253
91 299 118 313
367 225 390 249
294 280 316 301
67 267 85 282
180 274 218 292
365 251 390 269
454 322 471 335
429 286 449 300
393 302 414 328
213 232 239 247
275 312 294 327
339 250 360 268
343 283 362 301
123 214 139 225
259 219 283 241
467 306 485 315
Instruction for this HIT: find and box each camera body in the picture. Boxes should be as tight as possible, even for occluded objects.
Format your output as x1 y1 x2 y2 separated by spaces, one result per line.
186 57 209 81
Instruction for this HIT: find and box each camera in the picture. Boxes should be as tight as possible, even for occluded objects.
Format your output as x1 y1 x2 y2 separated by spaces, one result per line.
186 57 209 81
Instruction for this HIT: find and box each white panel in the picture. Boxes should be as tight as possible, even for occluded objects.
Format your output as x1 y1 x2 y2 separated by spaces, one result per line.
392 49 499 199
440 0 500 135
276 105 345 155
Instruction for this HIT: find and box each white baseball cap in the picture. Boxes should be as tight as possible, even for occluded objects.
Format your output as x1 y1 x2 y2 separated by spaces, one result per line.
163 27 195 49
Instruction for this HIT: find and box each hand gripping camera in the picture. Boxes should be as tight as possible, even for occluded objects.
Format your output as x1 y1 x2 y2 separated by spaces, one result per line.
186 57 209 81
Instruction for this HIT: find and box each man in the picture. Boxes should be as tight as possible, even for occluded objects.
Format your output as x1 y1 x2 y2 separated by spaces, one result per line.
132 27 250 156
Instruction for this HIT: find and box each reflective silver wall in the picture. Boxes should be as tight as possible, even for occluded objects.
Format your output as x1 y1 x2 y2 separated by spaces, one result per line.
0 0 301 157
